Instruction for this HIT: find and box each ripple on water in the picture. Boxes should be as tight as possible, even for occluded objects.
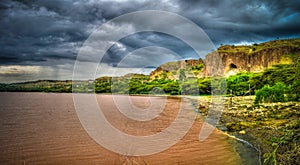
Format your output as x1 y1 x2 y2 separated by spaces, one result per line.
0 93 258 164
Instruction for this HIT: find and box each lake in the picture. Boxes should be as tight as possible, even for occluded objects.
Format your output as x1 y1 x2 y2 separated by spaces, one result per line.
0 92 259 164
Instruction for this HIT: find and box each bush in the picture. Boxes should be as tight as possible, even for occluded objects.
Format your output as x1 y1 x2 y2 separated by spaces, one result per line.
226 72 259 96
254 82 288 104
287 80 300 101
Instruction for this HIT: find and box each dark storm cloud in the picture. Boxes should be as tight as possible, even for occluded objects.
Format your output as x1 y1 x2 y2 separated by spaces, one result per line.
0 0 179 66
0 0 84 67
0 0 300 81
101 32 199 67
176 0 300 44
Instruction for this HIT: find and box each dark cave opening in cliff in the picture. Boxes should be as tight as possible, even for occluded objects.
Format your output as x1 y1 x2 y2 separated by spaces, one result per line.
229 63 237 69
227 63 238 76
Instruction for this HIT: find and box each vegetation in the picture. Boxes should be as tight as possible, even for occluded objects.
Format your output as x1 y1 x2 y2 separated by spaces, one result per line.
0 80 73 93
254 82 287 104
217 96 300 165
191 63 204 75
1 55 299 99
220 54 300 164
218 38 300 54
225 54 300 100
226 72 261 96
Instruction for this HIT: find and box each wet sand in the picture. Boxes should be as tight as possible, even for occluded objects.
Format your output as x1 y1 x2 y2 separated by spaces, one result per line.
0 92 242 164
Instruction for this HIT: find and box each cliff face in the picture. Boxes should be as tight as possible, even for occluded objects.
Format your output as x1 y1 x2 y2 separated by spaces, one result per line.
150 38 300 78
219 45 300 76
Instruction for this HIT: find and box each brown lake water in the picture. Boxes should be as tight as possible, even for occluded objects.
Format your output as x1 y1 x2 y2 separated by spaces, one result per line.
0 92 259 164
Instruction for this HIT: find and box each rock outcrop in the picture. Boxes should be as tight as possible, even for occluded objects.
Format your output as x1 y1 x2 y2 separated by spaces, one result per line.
150 38 300 78
149 59 204 79
218 45 300 76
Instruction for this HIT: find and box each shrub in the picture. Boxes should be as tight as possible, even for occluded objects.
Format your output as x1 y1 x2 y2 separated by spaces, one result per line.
287 80 300 101
254 82 287 104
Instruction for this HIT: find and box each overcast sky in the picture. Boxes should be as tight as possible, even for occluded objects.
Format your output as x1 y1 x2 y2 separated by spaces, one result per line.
1 0 300 82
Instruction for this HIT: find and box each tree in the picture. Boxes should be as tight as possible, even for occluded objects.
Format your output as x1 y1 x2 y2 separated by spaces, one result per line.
179 69 186 80
254 82 287 104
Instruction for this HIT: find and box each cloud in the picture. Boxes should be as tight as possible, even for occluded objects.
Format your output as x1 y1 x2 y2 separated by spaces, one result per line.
101 32 201 66
0 65 54 83
115 46 180 68
0 0 299 82
175 0 300 44
0 65 40 75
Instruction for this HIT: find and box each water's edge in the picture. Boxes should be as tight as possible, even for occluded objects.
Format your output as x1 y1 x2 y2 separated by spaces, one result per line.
184 96 261 165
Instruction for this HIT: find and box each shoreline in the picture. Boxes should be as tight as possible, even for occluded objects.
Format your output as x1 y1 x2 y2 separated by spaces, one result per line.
185 95 262 164
195 95 300 164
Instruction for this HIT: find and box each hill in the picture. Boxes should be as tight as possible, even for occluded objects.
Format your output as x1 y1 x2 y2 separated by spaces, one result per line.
150 38 300 78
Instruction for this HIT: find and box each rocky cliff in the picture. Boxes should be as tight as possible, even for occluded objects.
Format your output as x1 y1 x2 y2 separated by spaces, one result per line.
150 38 300 78
149 59 204 79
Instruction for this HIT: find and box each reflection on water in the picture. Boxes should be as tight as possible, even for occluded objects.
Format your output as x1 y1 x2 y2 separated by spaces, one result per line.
0 93 258 164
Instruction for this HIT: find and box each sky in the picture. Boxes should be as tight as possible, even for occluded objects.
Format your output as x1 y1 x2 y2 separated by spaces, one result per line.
0 0 300 82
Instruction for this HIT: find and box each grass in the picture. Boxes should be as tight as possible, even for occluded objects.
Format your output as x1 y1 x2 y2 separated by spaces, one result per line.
218 38 300 54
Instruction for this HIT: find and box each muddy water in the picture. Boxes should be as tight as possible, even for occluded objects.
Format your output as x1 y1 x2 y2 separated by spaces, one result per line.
0 93 258 164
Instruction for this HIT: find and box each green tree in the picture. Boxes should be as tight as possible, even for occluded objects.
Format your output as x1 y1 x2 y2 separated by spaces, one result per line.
254 82 287 104
179 69 186 80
